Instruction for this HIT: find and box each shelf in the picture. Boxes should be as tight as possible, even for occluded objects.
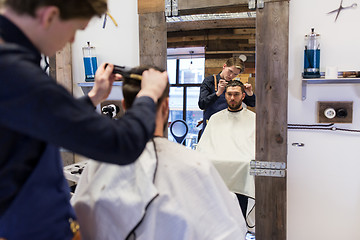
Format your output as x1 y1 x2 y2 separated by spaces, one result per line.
78 82 123 95
302 78 360 100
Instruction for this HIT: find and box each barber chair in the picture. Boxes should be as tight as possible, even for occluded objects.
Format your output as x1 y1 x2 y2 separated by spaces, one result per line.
169 119 188 144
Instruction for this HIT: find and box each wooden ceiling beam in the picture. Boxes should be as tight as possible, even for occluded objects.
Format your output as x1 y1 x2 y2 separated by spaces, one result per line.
167 28 256 37
167 34 255 43
138 0 164 14
167 40 254 49
178 5 250 16
167 18 255 32
206 50 255 54
178 0 248 10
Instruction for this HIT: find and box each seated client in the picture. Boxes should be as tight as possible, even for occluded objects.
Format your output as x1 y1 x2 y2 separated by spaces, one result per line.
196 80 256 230
71 66 248 240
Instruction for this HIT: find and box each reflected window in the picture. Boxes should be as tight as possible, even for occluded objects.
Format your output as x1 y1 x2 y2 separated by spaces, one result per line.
179 58 205 84
167 59 177 84
185 87 202 148
166 48 204 148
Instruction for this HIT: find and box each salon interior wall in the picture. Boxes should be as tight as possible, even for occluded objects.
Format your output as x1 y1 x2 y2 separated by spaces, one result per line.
288 0 360 239
71 0 139 162
71 0 139 98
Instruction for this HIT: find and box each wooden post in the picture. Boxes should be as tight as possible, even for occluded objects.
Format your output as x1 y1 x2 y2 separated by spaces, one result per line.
50 43 73 94
255 1 289 240
49 43 75 166
138 0 167 69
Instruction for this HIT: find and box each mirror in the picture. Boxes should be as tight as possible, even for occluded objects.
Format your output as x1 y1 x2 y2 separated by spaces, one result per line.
169 119 189 144
165 5 257 233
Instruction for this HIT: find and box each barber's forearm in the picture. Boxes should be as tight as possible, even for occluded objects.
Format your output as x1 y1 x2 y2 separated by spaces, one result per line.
244 94 256 107
60 96 156 165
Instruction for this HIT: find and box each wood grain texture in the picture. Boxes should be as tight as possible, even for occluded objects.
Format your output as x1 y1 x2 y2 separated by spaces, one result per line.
138 0 164 14
178 0 248 10
49 43 74 166
167 18 255 32
55 43 73 94
255 1 289 239
139 12 167 69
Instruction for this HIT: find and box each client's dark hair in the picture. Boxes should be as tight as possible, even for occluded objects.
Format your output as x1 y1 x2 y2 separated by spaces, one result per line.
225 80 245 93
122 66 169 109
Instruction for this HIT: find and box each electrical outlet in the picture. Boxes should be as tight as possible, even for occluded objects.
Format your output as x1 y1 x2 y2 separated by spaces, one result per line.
100 100 124 119
318 101 353 123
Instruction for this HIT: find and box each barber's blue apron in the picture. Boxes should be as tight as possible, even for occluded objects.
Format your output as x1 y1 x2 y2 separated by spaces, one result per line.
0 144 76 240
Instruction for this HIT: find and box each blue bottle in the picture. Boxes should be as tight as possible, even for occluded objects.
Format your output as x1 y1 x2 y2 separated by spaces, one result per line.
82 42 98 82
303 28 321 78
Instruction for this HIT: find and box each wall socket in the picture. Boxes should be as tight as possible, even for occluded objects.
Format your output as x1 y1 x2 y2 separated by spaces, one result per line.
100 100 124 119
318 101 353 123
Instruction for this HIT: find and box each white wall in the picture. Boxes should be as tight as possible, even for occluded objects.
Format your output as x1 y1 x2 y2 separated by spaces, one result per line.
288 0 360 239
71 0 139 99
70 0 139 162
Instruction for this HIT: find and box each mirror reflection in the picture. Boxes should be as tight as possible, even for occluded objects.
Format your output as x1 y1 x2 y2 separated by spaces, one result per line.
165 11 256 234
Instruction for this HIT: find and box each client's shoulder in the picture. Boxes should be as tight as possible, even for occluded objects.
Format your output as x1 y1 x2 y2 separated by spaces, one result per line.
154 137 213 168
243 108 256 118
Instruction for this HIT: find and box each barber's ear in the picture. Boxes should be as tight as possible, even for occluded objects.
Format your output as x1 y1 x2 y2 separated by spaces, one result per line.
37 6 59 29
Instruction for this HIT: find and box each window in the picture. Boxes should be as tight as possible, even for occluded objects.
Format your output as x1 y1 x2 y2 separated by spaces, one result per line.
167 48 205 149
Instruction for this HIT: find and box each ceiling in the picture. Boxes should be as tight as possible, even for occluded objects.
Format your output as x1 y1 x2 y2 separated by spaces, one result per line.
166 9 256 65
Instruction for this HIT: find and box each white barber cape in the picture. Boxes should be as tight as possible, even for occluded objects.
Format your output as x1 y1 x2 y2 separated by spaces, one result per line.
196 108 256 230
197 108 256 198
71 137 247 240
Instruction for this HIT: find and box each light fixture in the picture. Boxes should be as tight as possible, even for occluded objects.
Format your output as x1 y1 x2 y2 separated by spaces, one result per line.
189 50 194 70
239 54 247 62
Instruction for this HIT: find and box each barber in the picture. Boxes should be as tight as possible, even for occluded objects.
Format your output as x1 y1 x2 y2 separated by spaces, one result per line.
198 56 255 137
0 0 167 239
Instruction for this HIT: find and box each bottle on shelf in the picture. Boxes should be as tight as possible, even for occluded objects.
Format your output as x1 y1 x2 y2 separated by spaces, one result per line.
82 42 98 82
303 28 321 79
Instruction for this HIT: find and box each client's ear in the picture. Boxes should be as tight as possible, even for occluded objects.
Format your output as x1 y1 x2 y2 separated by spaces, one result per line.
161 97 169 118
121 99 127 111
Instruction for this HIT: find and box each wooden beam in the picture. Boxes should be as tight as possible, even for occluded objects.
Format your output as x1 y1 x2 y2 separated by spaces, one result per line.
234 28 256 34
139 12 167 69
55 43 73 94
255 1 288 240
265 0 290 2
168 28 256 37
138 0 164 14
178 4 250 15
167 40 254 52
48 43 75 166
167 34 255 43
206 50 255 54
167 18 255 32
167 41 255 49
178 0 248 10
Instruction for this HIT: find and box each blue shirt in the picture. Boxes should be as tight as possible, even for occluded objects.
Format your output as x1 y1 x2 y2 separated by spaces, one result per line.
0 15 156 239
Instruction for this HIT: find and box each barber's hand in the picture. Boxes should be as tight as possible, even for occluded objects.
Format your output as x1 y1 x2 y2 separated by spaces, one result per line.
88 63 122 106
243 83 254 96
137 68 168 103
216 79 227 96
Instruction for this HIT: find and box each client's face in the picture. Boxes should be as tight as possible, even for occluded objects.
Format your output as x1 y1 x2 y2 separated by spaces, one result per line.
225 86 245 111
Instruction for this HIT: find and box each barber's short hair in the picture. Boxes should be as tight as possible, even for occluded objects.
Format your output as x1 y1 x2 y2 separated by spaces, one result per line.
122 66 169 110
225 57 245 73
3 0 107 19
225 80 245 93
